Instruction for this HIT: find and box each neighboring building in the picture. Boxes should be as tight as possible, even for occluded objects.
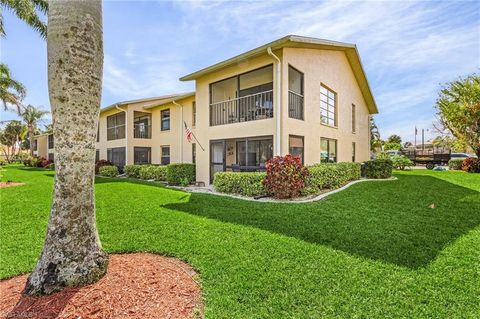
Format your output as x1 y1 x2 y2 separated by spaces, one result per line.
33 35 378 185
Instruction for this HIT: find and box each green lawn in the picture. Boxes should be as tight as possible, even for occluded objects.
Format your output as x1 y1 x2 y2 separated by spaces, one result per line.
1 165 479 318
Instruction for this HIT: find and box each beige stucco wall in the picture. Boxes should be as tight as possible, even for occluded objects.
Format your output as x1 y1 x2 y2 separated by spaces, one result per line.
34 135 48 158
281 48 371 164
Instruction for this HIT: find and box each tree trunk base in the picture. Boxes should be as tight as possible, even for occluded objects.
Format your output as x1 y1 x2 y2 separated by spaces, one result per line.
23 251 108 296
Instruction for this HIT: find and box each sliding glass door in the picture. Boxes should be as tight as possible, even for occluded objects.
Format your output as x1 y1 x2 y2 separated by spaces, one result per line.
210 140 225 182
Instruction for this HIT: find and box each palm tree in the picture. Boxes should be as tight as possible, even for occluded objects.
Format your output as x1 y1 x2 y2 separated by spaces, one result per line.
21 104 49 155
370 116 382 150
0 0 48 38
0 63 26 114
24 0 107 295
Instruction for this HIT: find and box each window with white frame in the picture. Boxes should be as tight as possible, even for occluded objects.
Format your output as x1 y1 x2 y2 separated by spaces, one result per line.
320 85 337 126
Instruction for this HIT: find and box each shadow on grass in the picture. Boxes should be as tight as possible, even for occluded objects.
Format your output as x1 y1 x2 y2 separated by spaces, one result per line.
164 174 480 269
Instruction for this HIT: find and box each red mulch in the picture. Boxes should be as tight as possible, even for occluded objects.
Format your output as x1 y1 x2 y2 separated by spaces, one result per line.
0 182 24 188
0 253 203 319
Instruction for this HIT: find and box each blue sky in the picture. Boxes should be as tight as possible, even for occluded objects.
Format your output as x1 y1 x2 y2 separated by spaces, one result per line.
1 0 479 143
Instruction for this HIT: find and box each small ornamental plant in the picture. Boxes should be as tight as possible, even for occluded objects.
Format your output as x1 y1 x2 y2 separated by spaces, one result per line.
263 154 309 199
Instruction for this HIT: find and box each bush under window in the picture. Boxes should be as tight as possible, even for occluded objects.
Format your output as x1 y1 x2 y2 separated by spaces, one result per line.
95 159 113 174
98 165 119 177
263 155 309 199
305 162 361 194
139 165 168 181
124 164 142 178
213 172 266 197
167 163 195 185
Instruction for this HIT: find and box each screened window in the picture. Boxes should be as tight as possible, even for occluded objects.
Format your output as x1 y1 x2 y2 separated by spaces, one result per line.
192 143 196 164
161 146 170 165
161 109 170 131
95 149 99 163
352 104 356 133
48 153 54 162
289 135 304 163
321 138 337 163
192 101 196 127
320 85 337 126
134 147 151 164
107 147 126 168
352 142 356 162
288 65 304 120
48 134 54 149
33 139 37 151
107 112 126 140
236 138 273 166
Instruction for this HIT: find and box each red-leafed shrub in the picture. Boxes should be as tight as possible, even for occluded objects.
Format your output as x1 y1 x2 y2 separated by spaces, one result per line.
263 154 309 199
95 159 113 174
40 159 53 168
462 157 480 173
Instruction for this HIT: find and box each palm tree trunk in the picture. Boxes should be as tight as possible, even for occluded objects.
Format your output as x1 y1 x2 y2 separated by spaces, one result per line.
24 0 107 296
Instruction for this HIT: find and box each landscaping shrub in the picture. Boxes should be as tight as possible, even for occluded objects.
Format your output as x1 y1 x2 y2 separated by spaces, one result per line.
263 155 309 199
214 172 267 197
44 163 55 170
167 163 196 185
364 159 393 179
98 165 119 177
448 158 464 170
95 159 113 174
391 155 413 170
139 165 168 181
305 162 361 194
33 157 45 167
124 164 143 178
462 157 480 173
40 159 52 168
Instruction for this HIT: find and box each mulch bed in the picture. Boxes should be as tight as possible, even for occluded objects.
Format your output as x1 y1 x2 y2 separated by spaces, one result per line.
0 253 203 319
0 182 24 188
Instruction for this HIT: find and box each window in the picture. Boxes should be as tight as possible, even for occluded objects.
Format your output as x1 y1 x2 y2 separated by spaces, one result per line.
289 135 304 164
192 101 196 127
33 139 37 151
288 65 304 120
161 109 170 131
352 142 356 162
107 112 126 140
134 147 151 164
161 146 170 165
236 138 273 166
134 111 151 139
320 85 337 126
321 138 337 163
48 134 54 149
107 147 126 168
352 104 356 133
95 149 99 162
192 143 196 164
97 124 100 142
48 153 54 162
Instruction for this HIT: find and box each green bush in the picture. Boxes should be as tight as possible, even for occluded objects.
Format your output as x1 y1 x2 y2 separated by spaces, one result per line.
44 163 55 170
448 158 464 170
98 165 119 177
305 162 361 194
462 157 480 173
124 164 143 178
391 155 413 170
139 165 168 181
167 163 195 185
214 172 267 197
364 159 393 179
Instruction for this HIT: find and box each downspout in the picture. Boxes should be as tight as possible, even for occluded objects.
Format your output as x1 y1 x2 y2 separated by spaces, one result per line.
172 100 183 163
115 105 128 165
267 47 281 156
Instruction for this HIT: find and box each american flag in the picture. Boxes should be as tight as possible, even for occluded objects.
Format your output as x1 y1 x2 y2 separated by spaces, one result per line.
184 122 193 143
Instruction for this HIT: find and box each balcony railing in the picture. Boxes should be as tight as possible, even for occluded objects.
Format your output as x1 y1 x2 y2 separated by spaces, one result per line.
288 90 304 120
210 90 273 126
107 125 126 141
133 123 151 139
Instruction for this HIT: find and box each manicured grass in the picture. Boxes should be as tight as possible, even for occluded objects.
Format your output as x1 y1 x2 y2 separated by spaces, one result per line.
1 165 479 318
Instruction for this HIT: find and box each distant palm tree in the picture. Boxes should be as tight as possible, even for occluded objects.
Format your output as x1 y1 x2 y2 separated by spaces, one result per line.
0 0 48 38
0 63 26 114
370 116 382 149
21 104 49 155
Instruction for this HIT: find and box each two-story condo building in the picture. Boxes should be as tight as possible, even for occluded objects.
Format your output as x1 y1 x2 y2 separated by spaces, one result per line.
34 35 378 185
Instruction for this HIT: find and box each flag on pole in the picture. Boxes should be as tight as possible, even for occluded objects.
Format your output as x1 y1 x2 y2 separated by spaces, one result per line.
184 122 193 143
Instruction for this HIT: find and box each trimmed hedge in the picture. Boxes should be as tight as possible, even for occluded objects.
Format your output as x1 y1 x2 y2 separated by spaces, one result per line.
214 172 267 197
124 164 143 178
305 162 361 194
139 165 168 181
167 163 196 185
364 159 393 179
448 158 464 170
99 165 119 177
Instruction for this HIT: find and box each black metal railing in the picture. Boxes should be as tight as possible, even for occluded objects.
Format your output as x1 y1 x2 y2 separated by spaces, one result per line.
107 125 126 140
210 90 273 126
288 90 304 120
133 123 151 139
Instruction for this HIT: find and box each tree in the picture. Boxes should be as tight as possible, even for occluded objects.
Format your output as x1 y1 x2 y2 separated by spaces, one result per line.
370 116 382 151
435 74 480 157
0 120 26 162
384 142 401 151
24 0 107 295
0 63 26 114
0 0 48 38
21 104 49 155
387 134 402 145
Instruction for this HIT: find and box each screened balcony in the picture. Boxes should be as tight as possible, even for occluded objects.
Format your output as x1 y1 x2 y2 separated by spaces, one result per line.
210 65 273 126
133 111 151 139
288 65 304 120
